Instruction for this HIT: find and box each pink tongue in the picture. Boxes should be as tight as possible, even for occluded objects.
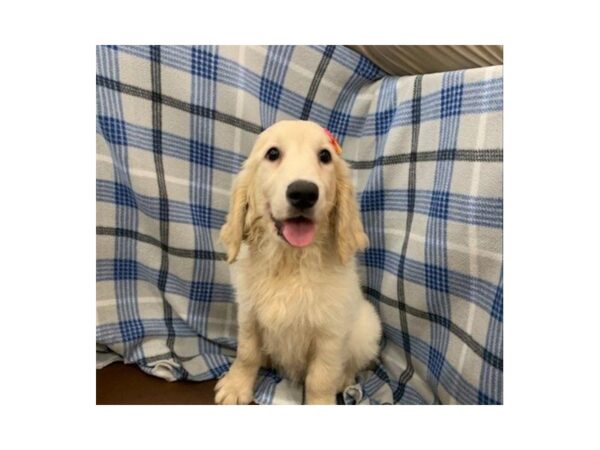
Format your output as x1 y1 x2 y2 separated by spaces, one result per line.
282 220 317 247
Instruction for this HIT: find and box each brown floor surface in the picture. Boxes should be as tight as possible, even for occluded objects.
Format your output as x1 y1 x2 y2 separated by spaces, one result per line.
96 362 218 405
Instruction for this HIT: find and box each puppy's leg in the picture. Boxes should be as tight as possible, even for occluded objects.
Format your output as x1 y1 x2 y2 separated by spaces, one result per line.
215 315 261 405
346 300 382 376
337 368 358 393
305 337 344 405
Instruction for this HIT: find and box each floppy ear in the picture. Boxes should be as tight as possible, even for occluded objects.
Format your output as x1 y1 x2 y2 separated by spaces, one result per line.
333 160 369 264
219 163 255 264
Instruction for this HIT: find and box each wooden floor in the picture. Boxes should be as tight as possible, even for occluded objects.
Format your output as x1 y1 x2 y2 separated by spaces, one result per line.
96 362 218 405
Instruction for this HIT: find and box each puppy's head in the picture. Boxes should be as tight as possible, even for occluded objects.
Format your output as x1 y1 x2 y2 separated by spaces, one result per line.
220 120 367 264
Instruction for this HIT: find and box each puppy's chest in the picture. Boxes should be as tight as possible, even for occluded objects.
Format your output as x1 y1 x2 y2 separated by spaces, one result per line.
251 276 326 329
239 260 351 330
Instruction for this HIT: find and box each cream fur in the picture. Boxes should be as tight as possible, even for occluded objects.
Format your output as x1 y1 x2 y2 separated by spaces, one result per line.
215 120 382 405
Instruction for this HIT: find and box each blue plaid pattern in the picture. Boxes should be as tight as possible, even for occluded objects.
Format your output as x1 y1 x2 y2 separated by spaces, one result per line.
96 45 503 404
191 47 219 80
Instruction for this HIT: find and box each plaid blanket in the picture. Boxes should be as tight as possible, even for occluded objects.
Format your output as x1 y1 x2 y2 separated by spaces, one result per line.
96 45 503 405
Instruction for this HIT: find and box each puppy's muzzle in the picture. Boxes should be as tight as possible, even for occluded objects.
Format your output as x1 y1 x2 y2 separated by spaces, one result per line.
286 180 319 211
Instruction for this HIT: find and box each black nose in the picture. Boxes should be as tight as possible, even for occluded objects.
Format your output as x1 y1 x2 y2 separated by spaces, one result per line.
286 180 319 210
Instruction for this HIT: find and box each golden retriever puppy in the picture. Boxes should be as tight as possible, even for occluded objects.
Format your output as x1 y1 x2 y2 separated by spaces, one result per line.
215 120 382 405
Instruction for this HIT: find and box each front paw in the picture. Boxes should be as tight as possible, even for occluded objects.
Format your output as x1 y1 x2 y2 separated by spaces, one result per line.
305 393 336 405
214 370 255 405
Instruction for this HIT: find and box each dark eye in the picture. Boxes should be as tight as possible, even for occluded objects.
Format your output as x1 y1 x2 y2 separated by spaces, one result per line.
319 149 332 164
265 147 280 161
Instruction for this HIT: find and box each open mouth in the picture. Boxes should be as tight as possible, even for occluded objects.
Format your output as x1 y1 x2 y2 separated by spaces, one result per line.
272 215 317 248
